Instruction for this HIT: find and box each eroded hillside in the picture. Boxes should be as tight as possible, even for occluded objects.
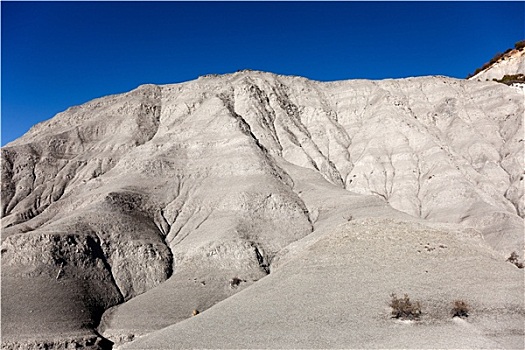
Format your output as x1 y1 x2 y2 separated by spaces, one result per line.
1 71 523 349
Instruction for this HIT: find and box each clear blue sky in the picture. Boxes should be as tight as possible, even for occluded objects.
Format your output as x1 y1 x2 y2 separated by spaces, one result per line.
2 1 524 146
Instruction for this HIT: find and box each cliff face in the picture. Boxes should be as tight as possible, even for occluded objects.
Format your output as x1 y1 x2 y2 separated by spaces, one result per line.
1 71 523 348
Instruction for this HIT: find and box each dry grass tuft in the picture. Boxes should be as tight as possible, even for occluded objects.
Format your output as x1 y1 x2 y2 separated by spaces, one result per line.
451 300 469 318
389 293 422 320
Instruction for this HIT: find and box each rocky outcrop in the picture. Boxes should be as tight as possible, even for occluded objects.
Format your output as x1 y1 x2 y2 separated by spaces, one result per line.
1 71 523 347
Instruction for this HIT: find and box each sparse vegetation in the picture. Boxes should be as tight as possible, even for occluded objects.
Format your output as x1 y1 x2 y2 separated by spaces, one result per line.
493 74 525 86
466 40 525 78
229 277 245 289
515 40 525 50
467 52 505 78
451 300 470 318
389 293 422 320
506 251 524 268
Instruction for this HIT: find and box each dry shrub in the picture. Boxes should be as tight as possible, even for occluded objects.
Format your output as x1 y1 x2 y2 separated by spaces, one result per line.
507 252 524 269
229 277 245 289
389 293 422 320
515 40 525 50
494 74 525 85
451 300 469 318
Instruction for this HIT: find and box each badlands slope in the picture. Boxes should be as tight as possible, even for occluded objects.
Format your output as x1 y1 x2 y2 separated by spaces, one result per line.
469 46 525 82
1 71 524 349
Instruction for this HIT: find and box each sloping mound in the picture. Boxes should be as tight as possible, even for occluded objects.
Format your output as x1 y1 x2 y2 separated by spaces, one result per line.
122 218 524 349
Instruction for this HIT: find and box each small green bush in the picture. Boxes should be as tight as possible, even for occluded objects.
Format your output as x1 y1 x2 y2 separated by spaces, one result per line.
389 293 422 320
451 300 469 318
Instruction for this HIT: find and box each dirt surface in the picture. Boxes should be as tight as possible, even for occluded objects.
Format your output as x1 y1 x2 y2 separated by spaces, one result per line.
122 219 524 349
